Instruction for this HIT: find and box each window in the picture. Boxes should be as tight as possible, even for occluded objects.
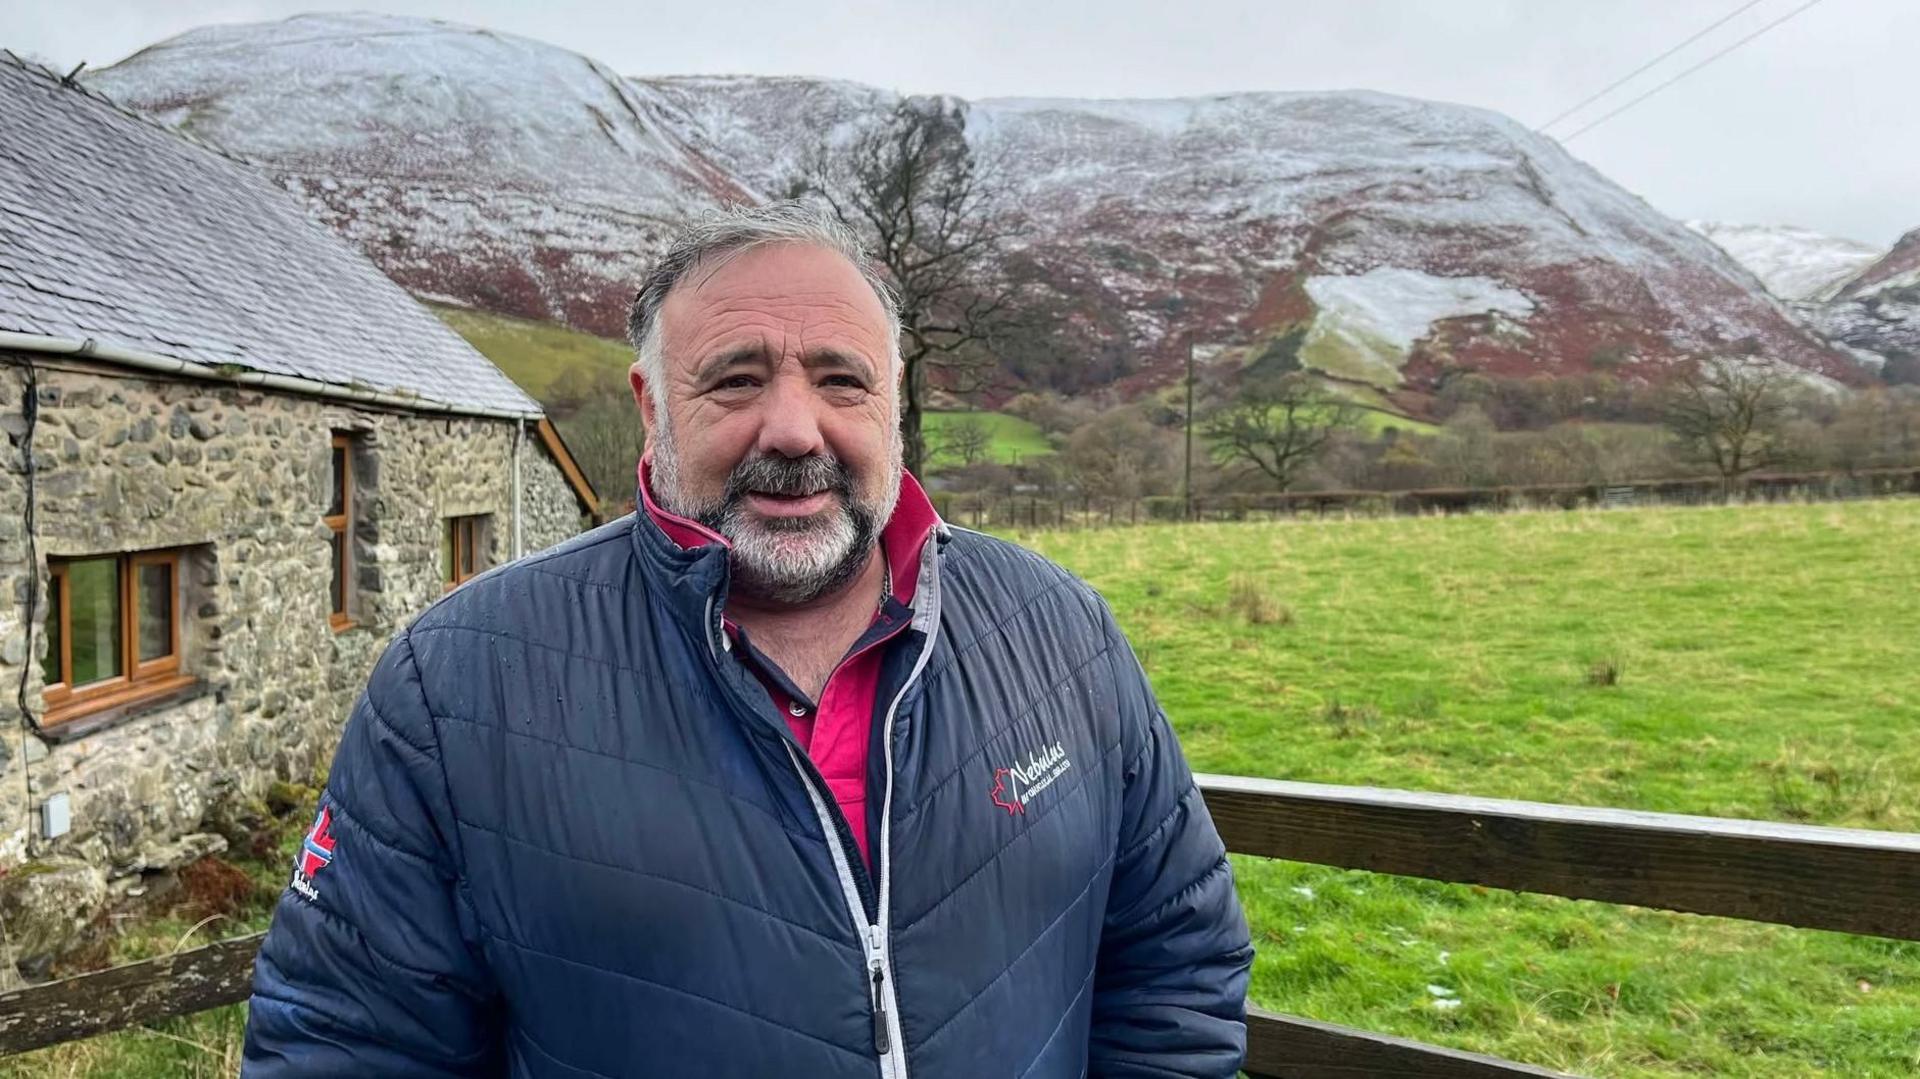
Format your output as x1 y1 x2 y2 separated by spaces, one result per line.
326 432 353 630
443 515 490 589
42 550 189 725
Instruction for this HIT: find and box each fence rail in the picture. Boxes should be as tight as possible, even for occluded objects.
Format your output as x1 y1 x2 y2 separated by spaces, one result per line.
2 778 1916 1073
0 934 257 1056
1199 774 1920 940
932 466 1920 530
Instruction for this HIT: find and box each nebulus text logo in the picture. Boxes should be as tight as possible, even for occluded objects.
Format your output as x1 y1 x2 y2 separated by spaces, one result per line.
990 741 1072 815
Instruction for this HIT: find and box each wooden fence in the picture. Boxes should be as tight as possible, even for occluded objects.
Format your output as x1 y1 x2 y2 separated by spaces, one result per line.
1 776 1916 1074
933 465 1920 531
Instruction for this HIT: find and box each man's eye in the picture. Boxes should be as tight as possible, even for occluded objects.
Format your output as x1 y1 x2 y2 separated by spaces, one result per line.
822 375 865 390
715 376 758 391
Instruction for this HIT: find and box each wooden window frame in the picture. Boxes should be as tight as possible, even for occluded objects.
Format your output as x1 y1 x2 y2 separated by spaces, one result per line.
42 550 190 727
326 433 353 632
445 515 487 590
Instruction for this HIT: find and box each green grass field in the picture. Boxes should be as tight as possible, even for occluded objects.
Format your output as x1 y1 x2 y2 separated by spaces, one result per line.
11 501 1915 1076
1014 499 1920 1077
427 303 632 402
922 409 1054 466
1352 405 1440 436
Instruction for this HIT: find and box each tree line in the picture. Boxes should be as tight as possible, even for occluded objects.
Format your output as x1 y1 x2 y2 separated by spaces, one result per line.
938 363 1920 507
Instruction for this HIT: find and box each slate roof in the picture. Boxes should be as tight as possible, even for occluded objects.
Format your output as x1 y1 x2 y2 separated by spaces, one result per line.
0 52 539 416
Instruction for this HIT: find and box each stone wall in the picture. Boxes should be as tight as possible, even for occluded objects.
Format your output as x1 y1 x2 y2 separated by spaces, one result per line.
0 355 583 969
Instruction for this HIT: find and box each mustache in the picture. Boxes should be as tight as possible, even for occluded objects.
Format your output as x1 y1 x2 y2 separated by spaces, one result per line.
723 453 853 501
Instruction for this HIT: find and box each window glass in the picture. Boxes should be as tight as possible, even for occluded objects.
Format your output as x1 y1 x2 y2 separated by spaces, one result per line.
137 561 174 662
43 573 62 686
460 520 477 577
330 533 346 615
329 445 346 517
66 557 121 687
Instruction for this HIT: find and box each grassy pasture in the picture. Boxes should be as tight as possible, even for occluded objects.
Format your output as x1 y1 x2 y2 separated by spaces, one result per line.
427 303 631 401
1016 499 1920 1077
922 409 1053 466
8 501 1913 1076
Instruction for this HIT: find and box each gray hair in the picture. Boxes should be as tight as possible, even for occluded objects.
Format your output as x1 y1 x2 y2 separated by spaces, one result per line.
625 201 902 418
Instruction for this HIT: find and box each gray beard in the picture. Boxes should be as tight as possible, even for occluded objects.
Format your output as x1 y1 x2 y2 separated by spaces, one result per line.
652 426 902 606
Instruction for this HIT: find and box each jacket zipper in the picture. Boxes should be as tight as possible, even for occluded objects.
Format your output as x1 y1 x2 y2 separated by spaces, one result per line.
866 584 939 1076
710 535 944 1077
868 926 891 1054
778 596 938 1075
785 742 907 1077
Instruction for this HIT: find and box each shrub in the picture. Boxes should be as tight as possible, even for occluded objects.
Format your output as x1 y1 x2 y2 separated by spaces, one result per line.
1321 696 1380 738
1585 655 1625 687
1227 575 1290 625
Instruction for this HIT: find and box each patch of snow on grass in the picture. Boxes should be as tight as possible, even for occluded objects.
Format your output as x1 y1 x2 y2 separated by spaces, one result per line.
1305 268 1535 352
1300 268 1535 384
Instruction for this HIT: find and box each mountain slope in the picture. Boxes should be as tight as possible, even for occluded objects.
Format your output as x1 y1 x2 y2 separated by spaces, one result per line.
89 13 1859 399
1688 222 1883 301
666 78 1856 390
1807 228 1920 382
93 13 749 334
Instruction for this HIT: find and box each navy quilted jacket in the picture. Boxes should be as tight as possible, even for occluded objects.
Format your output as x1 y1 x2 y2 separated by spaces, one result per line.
243 510 1252 1077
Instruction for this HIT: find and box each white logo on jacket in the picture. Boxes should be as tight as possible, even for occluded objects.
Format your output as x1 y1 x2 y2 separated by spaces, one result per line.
990 741 1072 815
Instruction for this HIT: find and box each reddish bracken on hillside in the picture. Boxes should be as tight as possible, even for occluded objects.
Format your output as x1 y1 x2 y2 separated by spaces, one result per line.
90 13 1868 400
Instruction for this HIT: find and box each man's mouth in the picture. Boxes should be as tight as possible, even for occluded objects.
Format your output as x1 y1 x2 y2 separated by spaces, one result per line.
743 489 836 517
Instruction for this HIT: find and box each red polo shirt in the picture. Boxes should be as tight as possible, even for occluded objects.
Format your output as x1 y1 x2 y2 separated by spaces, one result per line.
636 457 937 865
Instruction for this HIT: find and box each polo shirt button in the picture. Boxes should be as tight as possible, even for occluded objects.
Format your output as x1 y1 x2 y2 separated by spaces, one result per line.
788 701 808 718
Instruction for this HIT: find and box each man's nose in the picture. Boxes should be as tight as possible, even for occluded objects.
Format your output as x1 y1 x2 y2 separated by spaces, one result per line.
754 373 828 459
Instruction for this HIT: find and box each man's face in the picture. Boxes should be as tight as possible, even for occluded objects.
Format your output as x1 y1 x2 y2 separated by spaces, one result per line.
634 242 902 605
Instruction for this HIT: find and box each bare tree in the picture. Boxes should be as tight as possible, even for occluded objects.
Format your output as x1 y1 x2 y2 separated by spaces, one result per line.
1204 374 1359 491
1662 358 1795 493
1431 405 1500 487
789 98 1022 473
1062 408 1177 502
555 394 647 519
933 415 994 469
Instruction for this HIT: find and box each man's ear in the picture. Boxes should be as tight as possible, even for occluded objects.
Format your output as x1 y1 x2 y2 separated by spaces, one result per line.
629 362 656 432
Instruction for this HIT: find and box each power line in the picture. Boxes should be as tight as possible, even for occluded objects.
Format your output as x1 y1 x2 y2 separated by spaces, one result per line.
1559 0 1830 143
1537 0 1770 132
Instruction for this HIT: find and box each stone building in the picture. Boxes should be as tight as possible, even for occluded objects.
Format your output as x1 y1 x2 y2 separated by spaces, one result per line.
0 55 598 967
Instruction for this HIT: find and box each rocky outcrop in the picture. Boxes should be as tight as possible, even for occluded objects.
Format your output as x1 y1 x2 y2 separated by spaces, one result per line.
0 860 107 975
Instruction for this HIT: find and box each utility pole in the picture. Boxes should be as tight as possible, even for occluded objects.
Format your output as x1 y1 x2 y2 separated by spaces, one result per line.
1183 334 1195 522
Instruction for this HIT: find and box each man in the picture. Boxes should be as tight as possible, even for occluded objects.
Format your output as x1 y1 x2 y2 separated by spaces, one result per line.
244 202 1252 1076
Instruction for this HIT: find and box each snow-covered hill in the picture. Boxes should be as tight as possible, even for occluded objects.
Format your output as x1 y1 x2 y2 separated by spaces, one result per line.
92 13 750 333
1689 222 1884 302
88 13 1860 399
1807 228 1920 382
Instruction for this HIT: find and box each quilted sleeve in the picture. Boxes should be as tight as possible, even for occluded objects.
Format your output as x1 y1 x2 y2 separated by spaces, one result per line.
1088 604 1254 1078
242 631 503 1077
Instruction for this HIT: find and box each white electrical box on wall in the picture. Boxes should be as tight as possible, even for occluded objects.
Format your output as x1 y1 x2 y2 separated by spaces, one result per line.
41 792 70 840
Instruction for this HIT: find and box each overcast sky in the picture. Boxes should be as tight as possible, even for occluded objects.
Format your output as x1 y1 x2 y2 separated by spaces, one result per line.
7 0 1914 246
